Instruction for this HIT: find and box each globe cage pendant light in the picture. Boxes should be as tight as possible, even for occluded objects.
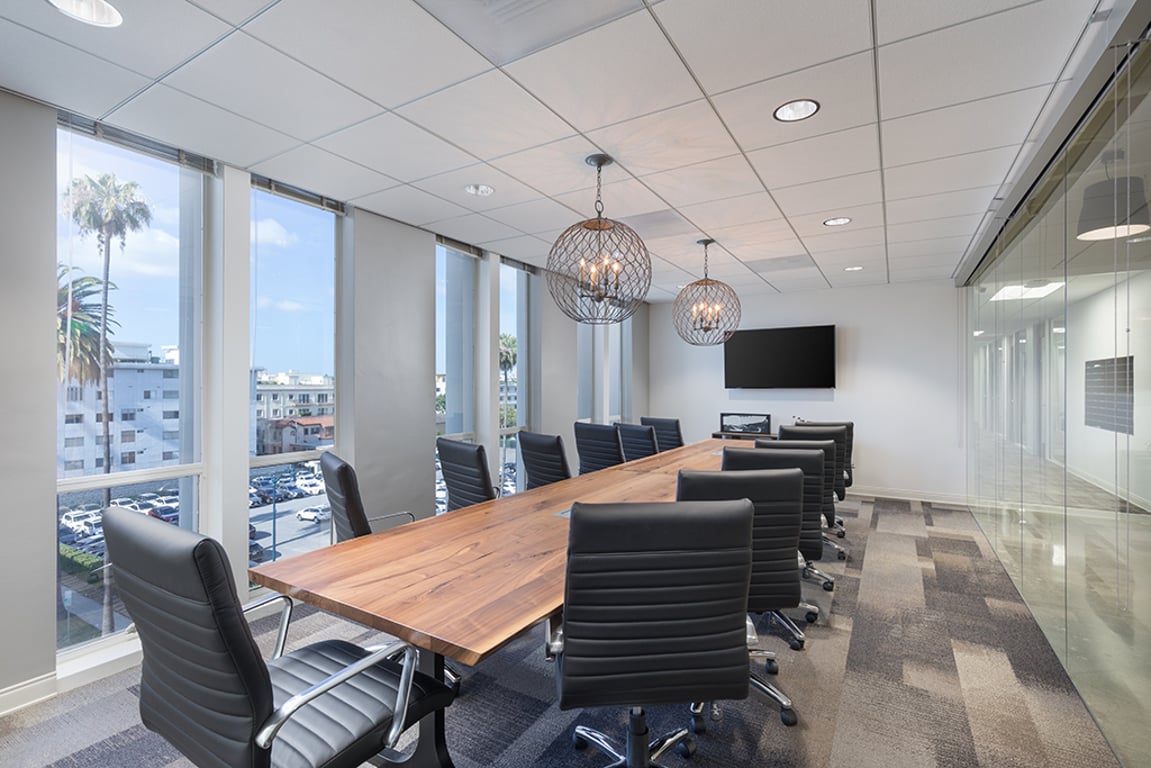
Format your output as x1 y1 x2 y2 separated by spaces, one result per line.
545 154 652 324
673 239 742 346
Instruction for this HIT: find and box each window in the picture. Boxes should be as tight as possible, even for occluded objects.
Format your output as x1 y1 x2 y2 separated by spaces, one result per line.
162 430 179 440
163 410 179 419
317 393 328 404
497 262 531 494
435 244 477 438
162 390 178 399
162 451 178 461
56 127 203 650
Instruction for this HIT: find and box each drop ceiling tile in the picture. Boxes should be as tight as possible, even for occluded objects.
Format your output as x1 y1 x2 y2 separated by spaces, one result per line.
827 270 889 287
476 235 552 265
888 251 962 269
874 0 1034 45
506 10 701 132
745 254 817 273
655 0 873 94
802 225 886 254
245 0 492 109
886 214 984 244
105 84 298 167
761 273 828 291
715 52 878 153
425 213 522 244
350 185 468 227
2 0 229 79
885 186 998 224
412 164 542 211
484 198 582 235
887 236 972 259
644 233 710 263
587 100 739 176
642 155 763 207
725 236 809 262
678 192 782 231
749 124 880 189
553 178 666 219
879 1 1091 118
812 244 888 265
888 265 958 282
882 85 1050 167
316 113 478 182
646 285 681 302
884 145 1019 200
250 145 399 200
711 219 801 250
772 171 884 217
0 19 151 118
188 0 271 25
398 69 575 160
791 203 885 237
162 31 382 142
490 135 622 197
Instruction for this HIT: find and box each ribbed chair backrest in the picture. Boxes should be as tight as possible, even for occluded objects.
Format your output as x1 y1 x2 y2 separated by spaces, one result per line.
778 424 848 501
721 446 824 563
756 438 836 526
640 416 684 452
518 431 572 490
102 506 274 768
436 437 496 511
798 419 854 487
321 451 372 542
573 422 625 474
558 500 753 711
616 423 659 461
676 469 803 615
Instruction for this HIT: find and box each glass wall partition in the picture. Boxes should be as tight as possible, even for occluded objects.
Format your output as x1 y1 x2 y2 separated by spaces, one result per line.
966 41 1151 765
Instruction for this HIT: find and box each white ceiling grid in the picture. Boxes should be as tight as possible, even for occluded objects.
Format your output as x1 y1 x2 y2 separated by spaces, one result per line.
0 0 1111 299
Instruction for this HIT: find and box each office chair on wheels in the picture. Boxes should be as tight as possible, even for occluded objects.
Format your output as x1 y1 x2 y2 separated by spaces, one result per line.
759 436 847 560
676 468 804 726
640 416 685 452
102 506 455 768
437 437 498 511
518 430 572 489
616 422 659 461
573 421 626 474
549 500 754 767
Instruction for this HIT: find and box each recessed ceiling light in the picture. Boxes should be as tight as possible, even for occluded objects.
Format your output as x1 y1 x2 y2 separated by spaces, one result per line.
843 265 863 272
973 330 985 337
46 0 123 27
1052 326 1066 334
464 183 494 197
773 99 820 122
989 282 1064 301
823 216 852 227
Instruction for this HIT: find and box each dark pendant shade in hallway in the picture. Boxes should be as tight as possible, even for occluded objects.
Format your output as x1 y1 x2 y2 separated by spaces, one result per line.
545 154 651 324
1076 176 1150 241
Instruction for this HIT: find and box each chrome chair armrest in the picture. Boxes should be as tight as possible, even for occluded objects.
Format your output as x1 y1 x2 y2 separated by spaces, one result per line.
545 613 564 660
745 614 759 648
242 593 294 659
367 511 416 525
256 641 416 751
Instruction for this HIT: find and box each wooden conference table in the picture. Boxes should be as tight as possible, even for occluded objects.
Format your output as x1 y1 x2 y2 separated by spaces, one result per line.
250 438 729 767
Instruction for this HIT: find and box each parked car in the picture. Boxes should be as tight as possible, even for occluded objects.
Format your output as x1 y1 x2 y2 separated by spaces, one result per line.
61 509 101 533
248 540 266 563
58 526 79 546
136 492 161 503
152 505 179 524
74 502 104 514
109 497 135 509
156 495 179 508
249 492 263 508
297 505 332 523
296 479 325 495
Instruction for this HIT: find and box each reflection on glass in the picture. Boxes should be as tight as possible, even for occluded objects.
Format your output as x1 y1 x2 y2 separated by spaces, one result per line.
435 245 477 437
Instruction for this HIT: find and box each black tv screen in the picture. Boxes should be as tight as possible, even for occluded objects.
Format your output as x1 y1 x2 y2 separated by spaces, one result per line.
724 325 836 389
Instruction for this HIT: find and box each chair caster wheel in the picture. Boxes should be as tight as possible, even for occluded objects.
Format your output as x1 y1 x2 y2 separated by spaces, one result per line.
780 709 798 727
802 567 811 579
822 580 834 592
690 714 706 734
677 738 697 758
789 638 804 651
837 550 847 560
836 529 846 538
572 733 588 750
805 611 819 624
765 658 779 675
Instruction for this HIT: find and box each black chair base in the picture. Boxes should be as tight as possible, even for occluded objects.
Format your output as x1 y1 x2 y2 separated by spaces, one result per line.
823 533 848 560
573 707 694 768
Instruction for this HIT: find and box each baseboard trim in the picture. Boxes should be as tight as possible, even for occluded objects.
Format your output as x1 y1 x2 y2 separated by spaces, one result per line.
55 634 142 695
850 485 967 506
0 672 55 717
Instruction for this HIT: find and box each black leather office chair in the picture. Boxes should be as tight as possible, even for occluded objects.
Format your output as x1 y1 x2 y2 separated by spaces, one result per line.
723 446 834 601
616 422 659 461
757 437 846 560
321 451 414 542
437 437 497 511
779 424 848 502
676 468 804 728
640 416 684 452
573 422 625 474
797 419 855 489
102 506 455 768
551 500 753 767
518 431 572 490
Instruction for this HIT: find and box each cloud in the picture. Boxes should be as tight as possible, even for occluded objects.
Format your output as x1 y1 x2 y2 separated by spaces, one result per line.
256 296 306 312
251 218 299 248
57 226 180 279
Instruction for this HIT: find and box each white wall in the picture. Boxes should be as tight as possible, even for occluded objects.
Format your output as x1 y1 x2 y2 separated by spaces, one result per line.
1065 271 1151 509
647 280 966 501
0 92 58 708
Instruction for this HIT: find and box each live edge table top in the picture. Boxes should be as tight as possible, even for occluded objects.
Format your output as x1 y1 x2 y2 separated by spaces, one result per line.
249 439 727 666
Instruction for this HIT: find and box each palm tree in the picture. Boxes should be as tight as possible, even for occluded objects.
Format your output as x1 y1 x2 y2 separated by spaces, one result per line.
66 174 151 635
57 264 116 387
498 333 517 483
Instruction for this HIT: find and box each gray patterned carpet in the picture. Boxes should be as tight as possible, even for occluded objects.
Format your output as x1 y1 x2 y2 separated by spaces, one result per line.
0 498 1122 767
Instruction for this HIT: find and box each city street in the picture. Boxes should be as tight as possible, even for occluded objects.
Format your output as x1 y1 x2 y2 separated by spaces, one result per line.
248 493 332 562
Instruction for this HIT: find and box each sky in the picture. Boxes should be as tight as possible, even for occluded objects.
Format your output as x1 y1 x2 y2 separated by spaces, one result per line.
58 130 523 379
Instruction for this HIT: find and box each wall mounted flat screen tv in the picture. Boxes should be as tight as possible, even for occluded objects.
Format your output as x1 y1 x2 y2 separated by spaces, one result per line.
724 325 836 389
